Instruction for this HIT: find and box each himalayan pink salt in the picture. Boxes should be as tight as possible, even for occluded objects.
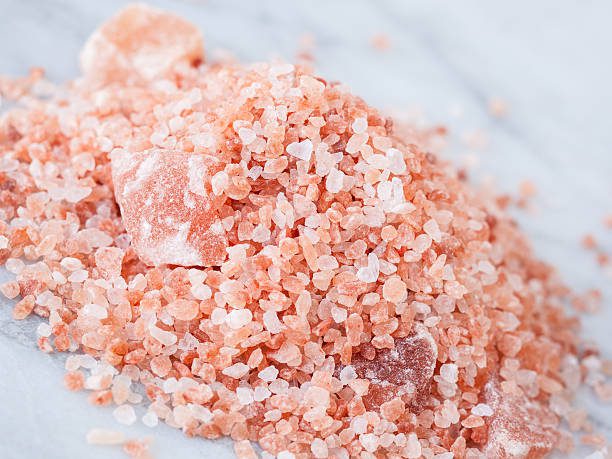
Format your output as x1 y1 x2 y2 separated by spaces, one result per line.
80 3 203 85
111 149 227 267
483 378 558 457
0 4 609 458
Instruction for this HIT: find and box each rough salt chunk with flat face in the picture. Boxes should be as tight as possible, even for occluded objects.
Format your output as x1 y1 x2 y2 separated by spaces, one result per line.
343 324 437 411
483 378 558 458
80 4 204 85
111 148 227 267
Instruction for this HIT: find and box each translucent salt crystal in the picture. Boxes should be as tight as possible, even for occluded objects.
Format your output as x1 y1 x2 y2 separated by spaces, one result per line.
326 168 345 193
191 283 212 300
68 269 89 283
339 365 357 384
471 403 493 417
423 219 442 243
311 438 329 459
86 428 125 445
386 148 406 175
351 416 368 434
113 404 136 425
61 257 83 271
263 310 284 334
352 117 368 134
80 228 113 247
167 299 199 321
253 385 271 402
226 309 253 329
360 433 380 453
331 306 348 323
286 139 313 161
238 127 256 145
317 254 339 270
236 387 254 405
222 363 250 379
142 411 158 427
382 276 408 303
258 366 279 382
211 308 227 325
4 260 22 276
149 323 177 346
356 252 380 283
277 452 295 459
36 323 52 337
163 378 179 394
251 224 271 243
64 186 92 203
82 303 108 319
403 432 422 458
0 235 8 249
439 363 458 383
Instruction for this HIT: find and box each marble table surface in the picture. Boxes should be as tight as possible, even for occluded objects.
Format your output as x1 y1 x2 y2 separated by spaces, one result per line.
1 1 611 458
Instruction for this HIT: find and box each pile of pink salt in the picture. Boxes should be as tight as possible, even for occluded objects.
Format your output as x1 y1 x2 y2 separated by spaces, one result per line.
0 4 610 458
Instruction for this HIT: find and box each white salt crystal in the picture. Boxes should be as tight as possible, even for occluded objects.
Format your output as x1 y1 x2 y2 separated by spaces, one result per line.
211 308 227 325
236 387 254 405
352 117 368 134
149 323 177 346
439 363 458 383
238 127 257 145
331 306 348 323
471 403 494 417
36 322 52 337
142 411 159 427
263 310 284 334
0 235 8 249
113 404 136 425
258 365 279 382
356 252 380 283
86 428 125 445
326 167 345 193
225 309 253 329
251 224 271 243
360 433 379 452
386 148 407 175
423 219 442 243
82 303 108 319
68 269 89 282
61 257 83 271
277 451 295 459
222 363 250 379
339 365 357 384
286 139 313 161
253 385 271 401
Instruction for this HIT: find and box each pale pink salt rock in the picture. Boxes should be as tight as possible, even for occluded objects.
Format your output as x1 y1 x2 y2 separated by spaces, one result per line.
167 299 199 321
225 308 253 329
310 438 329 458
222 363 250 379
382 276 408 303
110 149 227 267
258 365 279 382
234 440 258 459
326 168 345 193
0 281 20 299
94 247 124 279
286 139 313 161
80 4 204 85
484 378 558 458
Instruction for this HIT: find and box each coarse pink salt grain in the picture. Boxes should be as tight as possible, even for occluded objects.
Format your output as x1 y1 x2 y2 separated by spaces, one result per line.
0 4 609 458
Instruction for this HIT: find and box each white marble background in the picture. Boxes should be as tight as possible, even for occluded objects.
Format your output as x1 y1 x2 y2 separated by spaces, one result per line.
0 1 611 458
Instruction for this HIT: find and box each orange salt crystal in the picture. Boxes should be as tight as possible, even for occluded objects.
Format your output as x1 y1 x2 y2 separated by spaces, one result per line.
64 370 85 391
110 149 227 267
80 3 203 85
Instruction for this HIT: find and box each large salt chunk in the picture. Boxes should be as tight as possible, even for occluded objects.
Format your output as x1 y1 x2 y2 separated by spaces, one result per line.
80 4 204 85
111 148 227 267
341 324 437 411
483 378 558 458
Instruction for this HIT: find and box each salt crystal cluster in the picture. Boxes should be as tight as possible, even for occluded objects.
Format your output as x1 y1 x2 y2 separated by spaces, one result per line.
0 4 610 459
